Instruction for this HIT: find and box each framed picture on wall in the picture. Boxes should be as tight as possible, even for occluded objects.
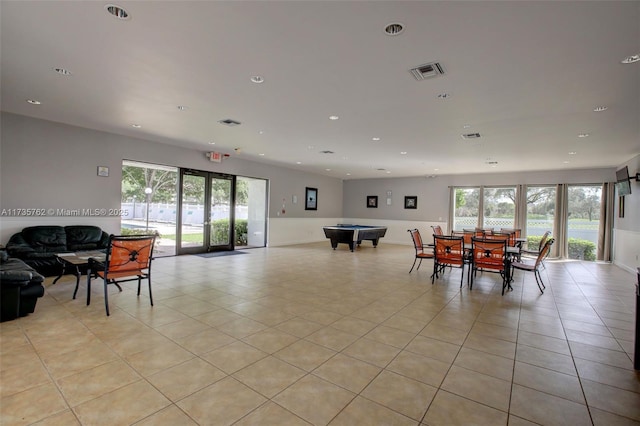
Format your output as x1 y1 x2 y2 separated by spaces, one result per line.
305 187 318 210
367 195 378 208
97 166 109 177
619 196 625 218
404 196 417 209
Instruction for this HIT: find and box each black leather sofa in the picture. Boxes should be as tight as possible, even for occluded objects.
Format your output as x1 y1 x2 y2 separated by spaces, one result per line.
0 251 45 322
6 225 109 276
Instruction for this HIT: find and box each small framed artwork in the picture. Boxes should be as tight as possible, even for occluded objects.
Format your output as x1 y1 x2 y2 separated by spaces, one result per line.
404 196 417 209
619 196 625 218
367 195 378 208
97 166 109 177
305 187 318 210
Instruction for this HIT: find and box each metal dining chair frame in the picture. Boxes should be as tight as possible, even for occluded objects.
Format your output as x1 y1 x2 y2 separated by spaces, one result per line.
432 235 466 287
408 229 435 273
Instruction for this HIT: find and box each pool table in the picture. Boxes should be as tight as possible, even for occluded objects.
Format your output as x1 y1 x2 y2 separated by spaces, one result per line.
322 224 387 252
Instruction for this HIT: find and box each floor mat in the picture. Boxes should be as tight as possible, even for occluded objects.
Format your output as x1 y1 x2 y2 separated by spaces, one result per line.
194 251 247 258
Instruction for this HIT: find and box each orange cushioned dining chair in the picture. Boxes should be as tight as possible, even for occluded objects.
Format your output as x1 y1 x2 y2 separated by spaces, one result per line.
86 234 156 316
432 234 466 287
431 225 444 236
469 237 508 290
508 238 554 295
408 229 434 273
521 231 551 259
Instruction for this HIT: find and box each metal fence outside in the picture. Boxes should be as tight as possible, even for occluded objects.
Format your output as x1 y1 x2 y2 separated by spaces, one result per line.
454 217 599 244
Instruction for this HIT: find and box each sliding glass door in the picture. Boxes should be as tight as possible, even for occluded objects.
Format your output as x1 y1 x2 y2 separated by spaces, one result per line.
566 185 602 261
525 186 556 240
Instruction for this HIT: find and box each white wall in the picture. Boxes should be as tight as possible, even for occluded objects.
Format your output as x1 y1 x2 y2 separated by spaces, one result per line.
0 112 343 244
2 112 638 273
343 168 617 222
343 167 640 272
268 218 339 246
613 154 640 273
341 218 447 246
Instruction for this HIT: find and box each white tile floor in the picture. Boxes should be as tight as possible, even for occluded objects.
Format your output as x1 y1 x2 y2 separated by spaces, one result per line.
1 242 638 425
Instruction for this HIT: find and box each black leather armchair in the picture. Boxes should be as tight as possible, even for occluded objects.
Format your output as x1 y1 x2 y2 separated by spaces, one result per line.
0 251 45 322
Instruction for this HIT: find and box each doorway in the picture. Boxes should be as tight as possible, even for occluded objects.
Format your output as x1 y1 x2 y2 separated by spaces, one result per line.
177 169 235 254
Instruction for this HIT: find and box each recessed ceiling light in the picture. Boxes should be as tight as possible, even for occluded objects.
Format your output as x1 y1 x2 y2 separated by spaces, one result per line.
250 76 264 84
346 173 351 176
258 153 265 156
400 151 407 155
372 137 381 141
434 168 439 171
621 54 640 64
218 118 241 126
177 105 188 111
53 68 72 76
131 124 141 128
208 141 216 145
437 93 451 99
296 161 302 164
384 23 404 36
307 145 315 150
325 168 331 171
568 151 577 155
259 130 265 134
26 99 41 105
563 161 570 164
462 133 481 139
386 171 391 174
578 133 589 138
462 124 471 129
593 106 608 112
329 115 339 120
105 4 130 20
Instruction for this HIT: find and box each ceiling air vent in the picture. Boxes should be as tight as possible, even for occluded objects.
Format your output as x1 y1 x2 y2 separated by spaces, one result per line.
410 62 444 81
320 150 334 154
461 133 481 139
218 119 241 127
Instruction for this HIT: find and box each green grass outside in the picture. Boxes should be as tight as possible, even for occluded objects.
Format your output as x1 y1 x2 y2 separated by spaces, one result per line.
159 234 202 243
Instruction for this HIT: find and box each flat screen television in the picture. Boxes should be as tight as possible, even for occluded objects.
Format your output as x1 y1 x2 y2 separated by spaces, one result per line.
615 166 632 196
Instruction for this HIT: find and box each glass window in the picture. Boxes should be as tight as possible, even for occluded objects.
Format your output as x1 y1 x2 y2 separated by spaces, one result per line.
453 188 480 231
483 187 516 229
525 186 556 238
121 160 178 257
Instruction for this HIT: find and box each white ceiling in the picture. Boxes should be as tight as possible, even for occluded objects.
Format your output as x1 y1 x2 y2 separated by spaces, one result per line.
1 1 639 179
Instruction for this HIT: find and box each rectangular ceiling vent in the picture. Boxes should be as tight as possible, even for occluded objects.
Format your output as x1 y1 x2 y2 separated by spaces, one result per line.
218 119 242 127
410 62 444 81
461 132 481 139
320 150 334 154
